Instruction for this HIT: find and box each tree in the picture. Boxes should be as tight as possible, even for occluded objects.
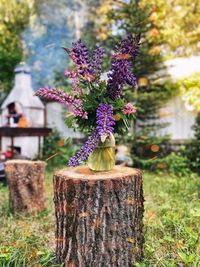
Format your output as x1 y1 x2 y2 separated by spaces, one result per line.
84 0 200 57
141 0 200 56
83 0 176 169
0 0 32 98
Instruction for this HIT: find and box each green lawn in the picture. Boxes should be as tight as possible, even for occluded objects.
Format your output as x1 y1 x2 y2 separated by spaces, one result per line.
0 170 199 267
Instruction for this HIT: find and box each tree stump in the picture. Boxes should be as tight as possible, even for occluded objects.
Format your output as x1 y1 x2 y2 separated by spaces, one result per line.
5 160 46 214
53 165 144 267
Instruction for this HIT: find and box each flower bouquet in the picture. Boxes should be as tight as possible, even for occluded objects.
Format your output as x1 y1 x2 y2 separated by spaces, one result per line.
36 34 140 171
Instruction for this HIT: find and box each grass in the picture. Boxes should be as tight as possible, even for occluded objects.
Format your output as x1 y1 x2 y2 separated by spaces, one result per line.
139 172 200 267
0 169 199 267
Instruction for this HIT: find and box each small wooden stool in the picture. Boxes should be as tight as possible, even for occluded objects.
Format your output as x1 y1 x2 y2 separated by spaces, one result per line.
53 165 144 267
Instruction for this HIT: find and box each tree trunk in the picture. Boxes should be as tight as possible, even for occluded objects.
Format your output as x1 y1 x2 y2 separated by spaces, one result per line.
5 160 46 214
53 165 144 267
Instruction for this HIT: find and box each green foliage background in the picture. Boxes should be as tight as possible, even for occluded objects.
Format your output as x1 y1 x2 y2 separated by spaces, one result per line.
42 129 76 170
0 0 32 97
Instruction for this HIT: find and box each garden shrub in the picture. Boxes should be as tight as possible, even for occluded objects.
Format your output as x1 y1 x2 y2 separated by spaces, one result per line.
42 128 76 170
132 149 192 177
186 113 200 173
163 152 192 177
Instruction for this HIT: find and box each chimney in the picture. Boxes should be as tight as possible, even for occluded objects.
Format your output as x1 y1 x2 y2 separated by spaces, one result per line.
14 62 32 89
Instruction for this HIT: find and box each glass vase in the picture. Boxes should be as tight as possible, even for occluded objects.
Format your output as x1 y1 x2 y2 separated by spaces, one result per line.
87 133 115 171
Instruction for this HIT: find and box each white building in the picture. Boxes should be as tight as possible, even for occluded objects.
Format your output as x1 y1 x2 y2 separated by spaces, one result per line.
159 56 200 140
158 96 197 140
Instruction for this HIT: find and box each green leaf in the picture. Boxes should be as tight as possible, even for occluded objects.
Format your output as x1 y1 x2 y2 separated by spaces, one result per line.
0 253 9 258
65 114 75 128
178 252 195 263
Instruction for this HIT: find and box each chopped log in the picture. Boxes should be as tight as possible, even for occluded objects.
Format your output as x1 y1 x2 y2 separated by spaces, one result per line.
53 165 144 267
5 160 46 214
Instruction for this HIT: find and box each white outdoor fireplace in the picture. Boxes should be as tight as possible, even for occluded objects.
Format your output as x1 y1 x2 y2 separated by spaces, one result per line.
0 63 48 159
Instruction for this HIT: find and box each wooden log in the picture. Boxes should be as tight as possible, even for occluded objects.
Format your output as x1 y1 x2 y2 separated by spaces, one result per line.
5 160 46 214
53 165 144 267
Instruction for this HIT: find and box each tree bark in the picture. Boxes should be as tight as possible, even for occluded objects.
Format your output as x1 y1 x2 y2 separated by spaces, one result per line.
53 165 144 267
5 160 46 214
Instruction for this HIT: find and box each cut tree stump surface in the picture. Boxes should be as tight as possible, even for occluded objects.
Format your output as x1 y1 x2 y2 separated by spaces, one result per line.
5 160 46 214
54 165 144 267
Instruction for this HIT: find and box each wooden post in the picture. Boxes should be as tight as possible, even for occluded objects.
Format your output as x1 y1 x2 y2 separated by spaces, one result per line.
5 160 46 214
53 166 144 267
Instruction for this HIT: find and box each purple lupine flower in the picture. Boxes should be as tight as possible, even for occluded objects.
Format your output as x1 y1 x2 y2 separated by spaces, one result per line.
106 34 140 100
68 130 100 166
96 103 115 140
64 70 83 95
91 45 104 76
69 104 115 166
116 33 140 60
70 40 94 81
107 59 137 100
35 87 87 119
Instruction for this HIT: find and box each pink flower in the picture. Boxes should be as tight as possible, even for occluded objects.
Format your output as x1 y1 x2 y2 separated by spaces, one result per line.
122 103 137 115
64 70 77 78
64 70 83 95
35 87 87 119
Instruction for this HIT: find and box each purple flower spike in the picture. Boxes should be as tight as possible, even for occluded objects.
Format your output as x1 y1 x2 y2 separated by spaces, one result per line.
107 60 136 100
69 104 115 166
106 34 140 100
91 45 104 76
68 130 100 166
96 103 115 141
35 87 87 119
116 33 140 60
70 40 94 81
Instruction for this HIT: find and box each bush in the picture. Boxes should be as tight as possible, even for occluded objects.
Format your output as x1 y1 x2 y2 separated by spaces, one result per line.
132 146 192 177
163 152 192 177
132 152 191 177
186 114 200 173
42 128 77 170
126 132 171 171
